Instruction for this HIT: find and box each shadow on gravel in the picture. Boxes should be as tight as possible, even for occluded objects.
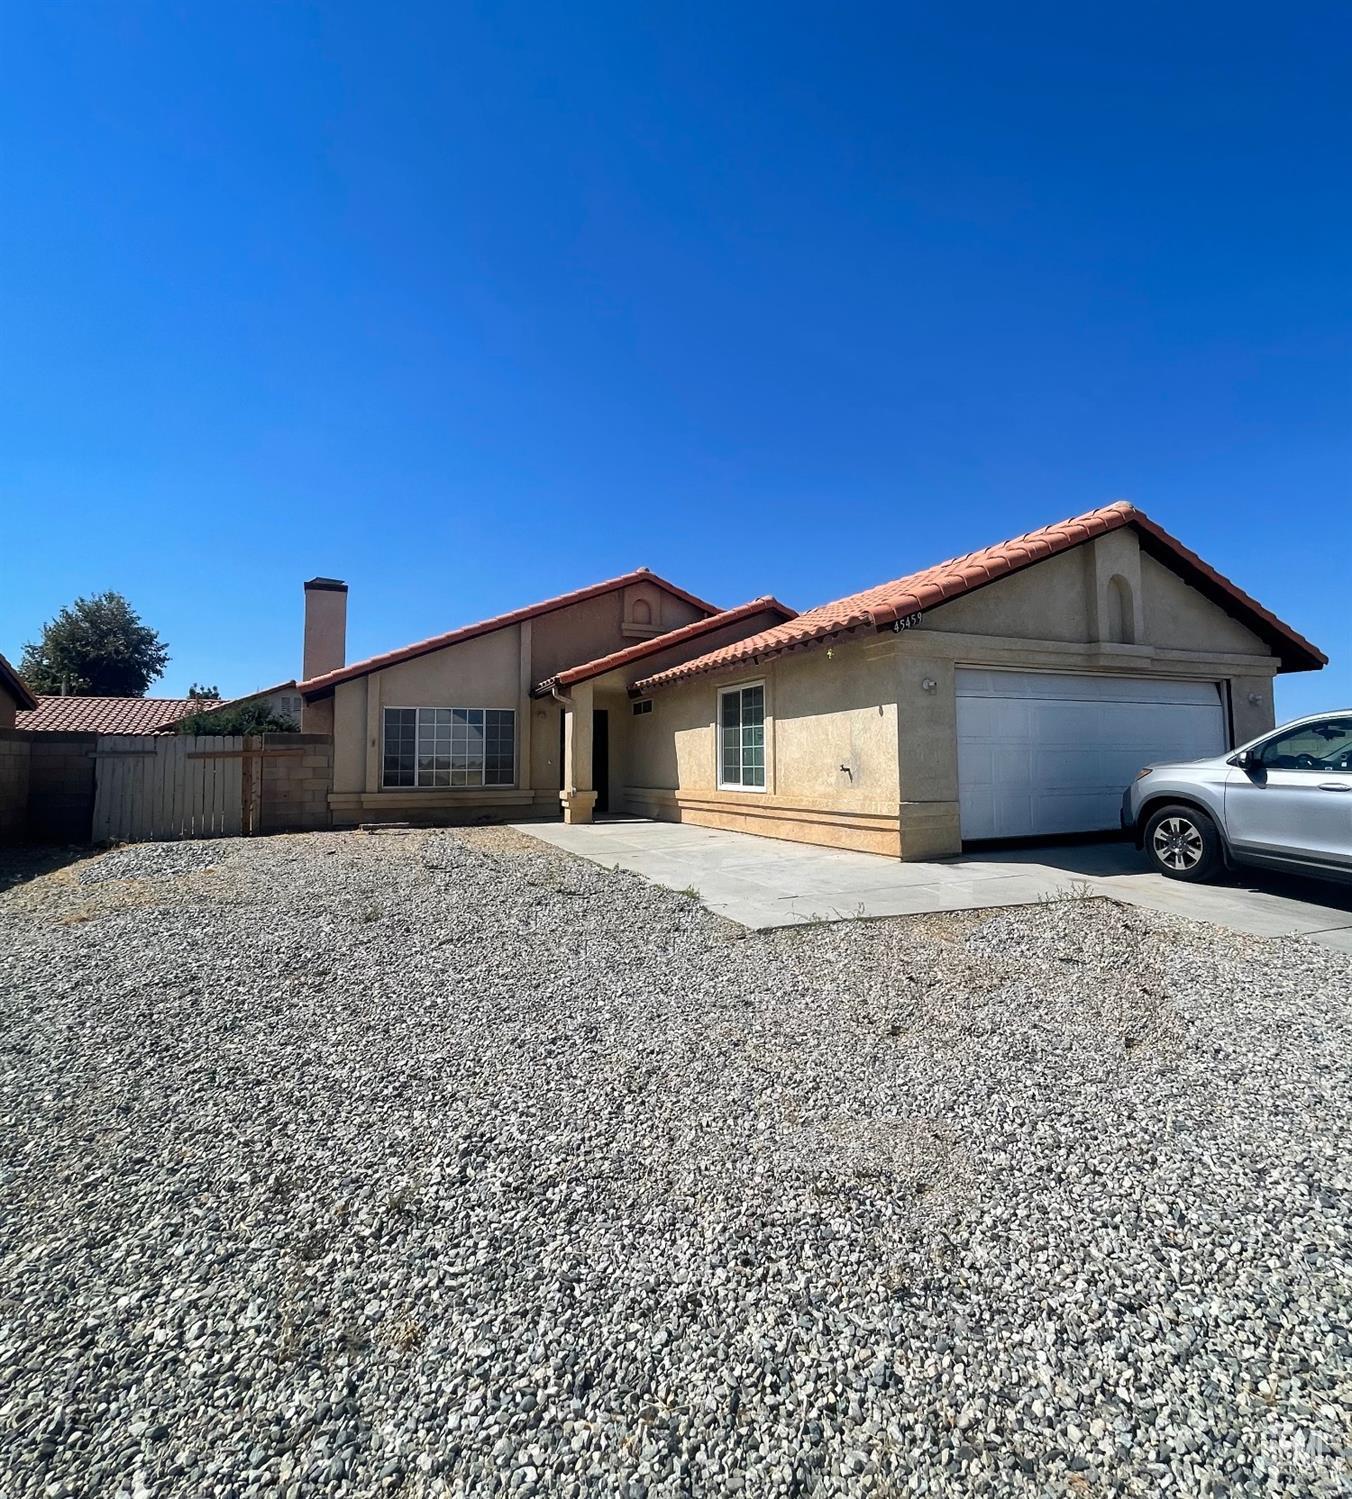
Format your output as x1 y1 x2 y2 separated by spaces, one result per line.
0 845 99 895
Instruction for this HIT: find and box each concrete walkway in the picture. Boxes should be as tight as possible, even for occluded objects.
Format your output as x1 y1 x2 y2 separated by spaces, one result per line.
513 817 1352 953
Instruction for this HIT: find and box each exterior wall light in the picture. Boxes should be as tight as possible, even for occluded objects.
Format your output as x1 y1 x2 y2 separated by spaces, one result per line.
921 677 937 693
1247 691 1261 706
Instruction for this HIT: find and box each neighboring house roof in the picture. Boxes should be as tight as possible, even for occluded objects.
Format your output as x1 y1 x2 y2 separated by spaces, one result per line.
633 502 1326 692
299 567 722 696
533 598 797 696
16 695 223 734
150 680 298 732
0 653 38 712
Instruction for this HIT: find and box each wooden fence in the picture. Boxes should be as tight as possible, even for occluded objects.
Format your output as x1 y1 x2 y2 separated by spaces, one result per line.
91 735 248 842
0 731 332 846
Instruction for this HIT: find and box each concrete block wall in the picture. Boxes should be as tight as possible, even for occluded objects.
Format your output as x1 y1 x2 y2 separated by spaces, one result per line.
0 730 333 844
0 730 31 843
26 733 98 843
258 733 334 833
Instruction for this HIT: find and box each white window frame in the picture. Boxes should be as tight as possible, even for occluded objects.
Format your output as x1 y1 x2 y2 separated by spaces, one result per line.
381 706 517 790
717 680 767 792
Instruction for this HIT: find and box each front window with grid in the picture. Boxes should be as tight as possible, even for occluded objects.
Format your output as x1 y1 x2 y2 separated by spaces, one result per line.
382 708 515 788
718 683 765 790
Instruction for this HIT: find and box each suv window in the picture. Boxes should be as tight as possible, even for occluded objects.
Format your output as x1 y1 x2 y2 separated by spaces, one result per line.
1255 717 1352 772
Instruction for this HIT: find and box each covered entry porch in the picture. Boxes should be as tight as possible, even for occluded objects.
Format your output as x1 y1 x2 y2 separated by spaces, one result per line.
553 677 632 824
533 594 795 827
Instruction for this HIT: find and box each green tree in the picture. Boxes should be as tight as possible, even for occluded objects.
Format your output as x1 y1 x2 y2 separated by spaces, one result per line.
177 700 299 736
187 681 220 700
20 592 170 696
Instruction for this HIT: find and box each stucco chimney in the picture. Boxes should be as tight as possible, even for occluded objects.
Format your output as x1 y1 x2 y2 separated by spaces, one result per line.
303 577 348 681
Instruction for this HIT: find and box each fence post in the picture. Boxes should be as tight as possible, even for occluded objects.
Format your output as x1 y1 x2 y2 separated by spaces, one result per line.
242 735 262 835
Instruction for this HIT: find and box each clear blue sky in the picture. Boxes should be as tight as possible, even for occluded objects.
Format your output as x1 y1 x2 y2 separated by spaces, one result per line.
1 3 1347 716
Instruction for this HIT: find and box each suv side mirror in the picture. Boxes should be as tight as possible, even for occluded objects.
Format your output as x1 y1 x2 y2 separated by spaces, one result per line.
1229 748 1258 770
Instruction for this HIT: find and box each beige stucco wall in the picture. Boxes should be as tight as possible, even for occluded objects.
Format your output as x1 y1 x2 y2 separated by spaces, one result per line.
323 578 714 824
378 625 521 706
623 634 904 855
927 530 1274 662
637 529 1293 860
529 588 706 683
329 622 531 817
1137 552 1268 655
528 697 564 793
331 679 369 795
931 546 1093 643
303 584 347 681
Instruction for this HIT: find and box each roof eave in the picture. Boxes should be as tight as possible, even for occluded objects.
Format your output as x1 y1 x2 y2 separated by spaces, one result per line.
0 655 38 712
298 568 724 696
633 502 1325 690
526 597 800 697
1128 517 1326 673
634 617 871 694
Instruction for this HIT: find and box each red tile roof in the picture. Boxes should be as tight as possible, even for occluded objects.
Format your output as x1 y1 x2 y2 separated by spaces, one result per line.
0 653 38 712
533 598 797 695
15 695 225 734
299 568 722 696
633 502 1326 692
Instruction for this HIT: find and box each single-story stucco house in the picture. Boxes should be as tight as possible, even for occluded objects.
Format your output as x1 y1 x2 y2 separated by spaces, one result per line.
297 503 1324 860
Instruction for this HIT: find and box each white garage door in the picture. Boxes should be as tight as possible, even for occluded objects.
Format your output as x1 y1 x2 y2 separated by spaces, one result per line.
956 669 1228 839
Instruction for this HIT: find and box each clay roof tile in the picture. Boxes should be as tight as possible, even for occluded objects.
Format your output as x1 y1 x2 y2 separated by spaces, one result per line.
632 502 1324 692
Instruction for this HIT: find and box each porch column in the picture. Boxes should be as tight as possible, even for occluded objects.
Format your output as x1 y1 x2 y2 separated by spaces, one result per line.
560 680 597 824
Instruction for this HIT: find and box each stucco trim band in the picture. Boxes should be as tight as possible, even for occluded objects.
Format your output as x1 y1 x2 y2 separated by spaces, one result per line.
329 789 536 824
622 785 901 857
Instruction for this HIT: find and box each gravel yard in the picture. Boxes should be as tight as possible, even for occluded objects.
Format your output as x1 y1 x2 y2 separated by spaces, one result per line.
1 829 1349 1498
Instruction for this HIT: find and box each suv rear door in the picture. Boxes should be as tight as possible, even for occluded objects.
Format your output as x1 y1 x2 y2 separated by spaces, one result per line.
1224 716 1352 872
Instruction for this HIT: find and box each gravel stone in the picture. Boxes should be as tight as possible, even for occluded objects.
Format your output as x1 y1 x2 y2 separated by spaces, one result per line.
1 828 1349 1496
75 840 229 884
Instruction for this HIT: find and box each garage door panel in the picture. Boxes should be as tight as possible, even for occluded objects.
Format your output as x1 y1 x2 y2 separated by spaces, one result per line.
1029 786 1107 828
1039 703 1097 736
1037 745 1112 787
958 669 1222 707
956 671 1226 839
959 785 998 836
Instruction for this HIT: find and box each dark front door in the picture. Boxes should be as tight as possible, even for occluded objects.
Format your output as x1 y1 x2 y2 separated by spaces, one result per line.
592 709 609 813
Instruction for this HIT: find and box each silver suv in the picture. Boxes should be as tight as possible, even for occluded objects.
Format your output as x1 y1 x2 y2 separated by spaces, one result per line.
1122 710 1352 883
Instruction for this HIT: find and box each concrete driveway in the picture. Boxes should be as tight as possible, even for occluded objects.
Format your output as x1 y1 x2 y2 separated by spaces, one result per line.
514 818 1352 954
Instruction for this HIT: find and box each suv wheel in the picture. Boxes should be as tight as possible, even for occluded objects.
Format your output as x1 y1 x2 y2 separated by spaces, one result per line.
1144 804 1223 882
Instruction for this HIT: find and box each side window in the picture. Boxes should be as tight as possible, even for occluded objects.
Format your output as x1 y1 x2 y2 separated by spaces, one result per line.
718 682 766 789
1256 718 1352 772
